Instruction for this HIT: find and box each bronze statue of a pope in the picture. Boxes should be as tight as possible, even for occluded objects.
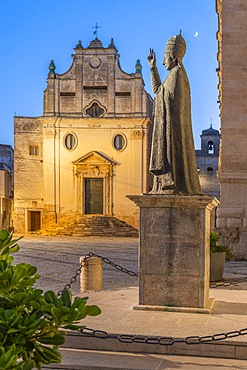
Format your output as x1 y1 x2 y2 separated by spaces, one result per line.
148 33 202 195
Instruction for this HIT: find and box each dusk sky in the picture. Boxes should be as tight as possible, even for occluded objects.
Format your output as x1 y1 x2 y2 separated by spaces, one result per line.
0 0 219 148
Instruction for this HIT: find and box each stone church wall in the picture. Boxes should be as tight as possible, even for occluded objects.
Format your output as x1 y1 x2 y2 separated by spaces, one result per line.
216 0 247 258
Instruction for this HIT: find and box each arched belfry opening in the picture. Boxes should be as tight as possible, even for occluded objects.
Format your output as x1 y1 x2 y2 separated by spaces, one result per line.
200 124 220 157
207 141 214 155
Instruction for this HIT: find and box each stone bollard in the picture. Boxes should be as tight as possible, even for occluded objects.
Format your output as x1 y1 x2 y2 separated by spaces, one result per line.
80 256 102 292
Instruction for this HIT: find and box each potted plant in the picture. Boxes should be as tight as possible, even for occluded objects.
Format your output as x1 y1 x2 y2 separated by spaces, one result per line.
210 231 234 282
0 229 101 369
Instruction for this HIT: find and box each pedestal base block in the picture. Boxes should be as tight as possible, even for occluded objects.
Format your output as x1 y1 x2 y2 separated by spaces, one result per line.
133 297 215 314
127 195 219 313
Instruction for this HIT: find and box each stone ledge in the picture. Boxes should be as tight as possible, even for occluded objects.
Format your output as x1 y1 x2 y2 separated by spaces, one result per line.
218 171 247 183
227 217 243 228
63 332 247 360
127 194 219 211
217 207 245 218
133 297 215 314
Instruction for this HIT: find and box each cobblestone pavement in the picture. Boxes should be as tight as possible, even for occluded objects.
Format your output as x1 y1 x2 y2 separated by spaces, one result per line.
14 235 139 295
14 234 247 295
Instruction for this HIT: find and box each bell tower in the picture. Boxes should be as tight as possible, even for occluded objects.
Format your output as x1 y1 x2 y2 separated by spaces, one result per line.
200 124 220 158
195 124 220 199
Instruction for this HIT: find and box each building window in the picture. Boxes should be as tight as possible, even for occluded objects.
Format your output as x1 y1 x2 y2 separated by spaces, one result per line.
60 92 75 96
113 134 127 151
115 92 131 96
207 141 214 155
85 102 105 117
64 133 77 150
84 86 107 90
29 146 39 155
207 167 214 172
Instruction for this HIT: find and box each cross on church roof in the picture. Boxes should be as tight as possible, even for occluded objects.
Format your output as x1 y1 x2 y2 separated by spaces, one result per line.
92 22 101 38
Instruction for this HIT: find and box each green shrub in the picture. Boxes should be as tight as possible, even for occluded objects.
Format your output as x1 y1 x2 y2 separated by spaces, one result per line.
210 231 234 260
0 229 101 370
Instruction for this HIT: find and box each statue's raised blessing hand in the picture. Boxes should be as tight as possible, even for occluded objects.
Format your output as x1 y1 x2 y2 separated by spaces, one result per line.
147 48 156 67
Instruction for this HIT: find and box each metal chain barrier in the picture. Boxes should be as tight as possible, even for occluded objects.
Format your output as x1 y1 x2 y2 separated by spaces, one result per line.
79 327 247 345
90 252 138 277
57 252 247 346
57 251 247 295
210 276 247 288
57 253 91 296
57 252 138 296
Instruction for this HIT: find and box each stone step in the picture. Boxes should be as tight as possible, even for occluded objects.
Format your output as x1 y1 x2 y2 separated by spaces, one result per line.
69 216 138 237
42 347 247 370
41 216 138 237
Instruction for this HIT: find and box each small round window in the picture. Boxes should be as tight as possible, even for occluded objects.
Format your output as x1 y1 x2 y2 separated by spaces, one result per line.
64 133 77 150
113 134 127 151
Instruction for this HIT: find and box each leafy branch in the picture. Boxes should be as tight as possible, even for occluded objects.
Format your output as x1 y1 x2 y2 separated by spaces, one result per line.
0 229 100 369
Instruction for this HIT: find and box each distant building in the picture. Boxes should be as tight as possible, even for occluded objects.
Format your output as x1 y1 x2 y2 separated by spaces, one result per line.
196 124 220 199
14 37 153 234
0 144 14 230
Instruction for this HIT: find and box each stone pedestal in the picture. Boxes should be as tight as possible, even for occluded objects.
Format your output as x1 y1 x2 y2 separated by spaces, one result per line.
127 195 219 313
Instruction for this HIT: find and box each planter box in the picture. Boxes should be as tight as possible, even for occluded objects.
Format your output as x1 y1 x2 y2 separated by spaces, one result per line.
210 252 226 282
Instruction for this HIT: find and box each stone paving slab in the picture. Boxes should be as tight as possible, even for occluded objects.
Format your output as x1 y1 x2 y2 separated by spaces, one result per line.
43 349 247 369
57 286 247 361
77 287 247 339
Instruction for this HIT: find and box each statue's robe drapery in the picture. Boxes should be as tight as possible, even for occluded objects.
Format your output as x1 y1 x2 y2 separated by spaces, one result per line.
149 65 202 194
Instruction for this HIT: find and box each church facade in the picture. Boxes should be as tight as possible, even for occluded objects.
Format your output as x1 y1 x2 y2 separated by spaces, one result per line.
14 37 153 233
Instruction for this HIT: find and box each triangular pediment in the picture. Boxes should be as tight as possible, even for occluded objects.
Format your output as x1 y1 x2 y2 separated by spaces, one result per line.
73 151 118 165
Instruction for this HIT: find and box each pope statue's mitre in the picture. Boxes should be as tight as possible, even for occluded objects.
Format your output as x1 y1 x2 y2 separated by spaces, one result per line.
165 33 186 59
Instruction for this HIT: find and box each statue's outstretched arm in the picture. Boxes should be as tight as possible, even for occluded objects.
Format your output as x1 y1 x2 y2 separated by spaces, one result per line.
147 48 162 94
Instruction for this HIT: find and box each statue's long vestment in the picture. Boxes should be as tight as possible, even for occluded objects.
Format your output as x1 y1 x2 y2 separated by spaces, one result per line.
149 65 202 194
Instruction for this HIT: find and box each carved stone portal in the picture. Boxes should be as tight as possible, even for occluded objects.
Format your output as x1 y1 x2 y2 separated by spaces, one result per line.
73 151 117 215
